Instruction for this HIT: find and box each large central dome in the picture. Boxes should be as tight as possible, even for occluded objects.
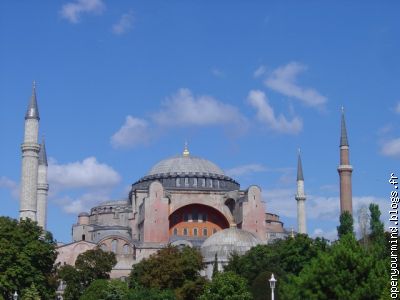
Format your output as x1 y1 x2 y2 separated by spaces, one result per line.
147 155 224 176
131 145 239 192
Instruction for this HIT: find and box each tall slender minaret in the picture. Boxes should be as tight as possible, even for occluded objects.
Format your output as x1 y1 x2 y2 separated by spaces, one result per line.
37 137 49 229
20 81 40 221
295 149 307 234
337 107 353 214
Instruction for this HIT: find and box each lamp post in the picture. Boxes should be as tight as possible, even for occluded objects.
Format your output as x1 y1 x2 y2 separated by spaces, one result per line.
13 291 18 300
269 273 277 300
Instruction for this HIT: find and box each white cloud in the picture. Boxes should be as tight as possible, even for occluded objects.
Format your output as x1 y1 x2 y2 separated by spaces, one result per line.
211 68 225 78
226 164 267 177
247 89 302 134
381 138 400 157
48 157 121 190
111 116 151 149
55 192 111 214
0 176 19 199
265 62 327 107
60 0 105 23
395 102 400 114
112 11 134 35
153 88 246 127
253 65 266 78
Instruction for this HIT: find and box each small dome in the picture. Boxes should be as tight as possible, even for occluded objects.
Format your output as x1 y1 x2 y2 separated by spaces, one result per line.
148 155 224 176
201 227 260 263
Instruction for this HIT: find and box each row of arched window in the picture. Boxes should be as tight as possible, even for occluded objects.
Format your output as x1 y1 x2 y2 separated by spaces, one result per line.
172 227 217 237
175 177 222 188
100 239 131 254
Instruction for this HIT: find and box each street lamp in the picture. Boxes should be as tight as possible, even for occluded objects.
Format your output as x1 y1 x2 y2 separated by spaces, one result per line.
13 291 18 300
269 273 277 300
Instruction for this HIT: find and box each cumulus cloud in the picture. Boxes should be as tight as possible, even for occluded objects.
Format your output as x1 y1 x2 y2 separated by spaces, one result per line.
111 116 151 149
226 164 267 177
153 88 246 127
55 192 111 214
395 102 400 114
381 138 400 158
0 176 19 199
60 0 105 23
265 62 327 107
112 11 134 35
253 65 266 78
48 157 121 190
247 90 302 134
211 68 225 78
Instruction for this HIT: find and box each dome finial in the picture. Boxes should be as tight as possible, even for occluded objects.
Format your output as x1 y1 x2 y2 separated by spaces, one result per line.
183 141 190 157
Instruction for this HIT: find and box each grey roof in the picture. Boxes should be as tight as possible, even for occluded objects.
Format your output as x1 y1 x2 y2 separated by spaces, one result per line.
297 151 304 181
340 109 349 147
147 155 225 176
25 81 40 120
38 138 48 166
78 212 89 217
200 227 260 262
97 200 129 207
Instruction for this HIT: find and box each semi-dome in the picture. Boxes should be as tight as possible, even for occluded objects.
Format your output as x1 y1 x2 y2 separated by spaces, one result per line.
201 227 260 263
147 155 224 176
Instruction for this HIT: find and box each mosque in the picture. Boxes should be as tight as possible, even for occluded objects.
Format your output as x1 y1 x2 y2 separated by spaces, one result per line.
18 83 353 279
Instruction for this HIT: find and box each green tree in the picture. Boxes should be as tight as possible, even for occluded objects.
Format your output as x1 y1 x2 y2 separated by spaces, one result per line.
0 217 57 299
129 245 203 291
224 234 329 285
337 211 354 238
80 279 129 300
369 203 387 258
21 283 40 300
250 270 273 300
280 234 389 300
127 288 176 300
175 277 207 300
199 272 252 300
212 253 219 278
58 248 117 300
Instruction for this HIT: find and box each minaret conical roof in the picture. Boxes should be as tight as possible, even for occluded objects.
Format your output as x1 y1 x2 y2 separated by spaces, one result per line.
25 81 40 120
340 107 349 147
297 150 304 181
38 137 48 166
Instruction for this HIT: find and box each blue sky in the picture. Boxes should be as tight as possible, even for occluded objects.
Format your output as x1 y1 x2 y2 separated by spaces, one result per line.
0 1 399 243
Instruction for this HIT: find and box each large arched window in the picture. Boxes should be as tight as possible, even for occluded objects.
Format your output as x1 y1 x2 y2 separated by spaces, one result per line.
111 239 117 253
123 244 130 254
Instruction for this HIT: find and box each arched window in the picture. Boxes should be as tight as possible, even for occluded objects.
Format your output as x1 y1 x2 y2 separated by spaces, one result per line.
193 228 198 236
176 178 181 187
213 228 217 234
111 239 117 253
184 177 189 187
183 228 188 236
123 244 130 254
193 178 197 187
201 178 206 187
173 228 178 236
203 228 208 236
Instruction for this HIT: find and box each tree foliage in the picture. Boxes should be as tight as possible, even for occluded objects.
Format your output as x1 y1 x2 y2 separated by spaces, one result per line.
58 248 117 300
225 234 329 285
337 211 354 238
80 279 129 300
199 271 252 300
0 217 57 299
129 245 203 291
280 234 389 300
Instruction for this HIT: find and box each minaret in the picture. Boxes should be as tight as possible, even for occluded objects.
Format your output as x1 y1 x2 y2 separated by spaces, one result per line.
37 137 49 229
295 149 307 234
337 107 353 214
20 81 41 221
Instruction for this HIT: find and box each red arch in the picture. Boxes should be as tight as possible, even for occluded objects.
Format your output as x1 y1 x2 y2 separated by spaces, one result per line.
169 204 229 238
